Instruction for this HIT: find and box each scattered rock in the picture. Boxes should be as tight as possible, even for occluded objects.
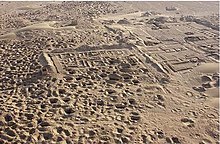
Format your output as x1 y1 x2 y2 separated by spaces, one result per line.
109 73 122 81
166 137 173 143
58 88 66 95
193 86 206 92
171 137 181 144
64 75 74 81
202 82 212 88
106 88 116 94
212 73 219 80
114 138 123 144
155 94 165 101
115 103 127 109
160 77 170 84
117 18 130 24
43 132 53 140
25 113 34 120
57 136 64 142
89 130 96 137
100 135 111 141
132 79 140 84
146 103 154 109
201 75 212 82
117 128 123 133
120 68 133 73
5 114 13 122
64 107 74 114
49 98 59 104
63 129 71 136
40 121 51 127
130 112 141 122
136 88 142 92
97 99 105 106
155 131 164 139
121 136 129 143
128 98 136 105
5 128 16 137
56 126 63 134
181 118 195 127
199 138 212 144
186 91 193 97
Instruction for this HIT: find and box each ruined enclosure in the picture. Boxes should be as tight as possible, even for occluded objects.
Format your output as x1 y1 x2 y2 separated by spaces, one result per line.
0 1 219 144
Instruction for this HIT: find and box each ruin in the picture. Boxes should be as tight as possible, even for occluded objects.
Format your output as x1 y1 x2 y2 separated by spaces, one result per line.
0 1 219 144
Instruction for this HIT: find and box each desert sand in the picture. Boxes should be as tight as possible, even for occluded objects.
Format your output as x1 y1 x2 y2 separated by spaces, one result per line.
0 1 219 144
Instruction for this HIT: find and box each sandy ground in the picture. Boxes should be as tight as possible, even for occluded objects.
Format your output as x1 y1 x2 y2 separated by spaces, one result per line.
0 1 219 144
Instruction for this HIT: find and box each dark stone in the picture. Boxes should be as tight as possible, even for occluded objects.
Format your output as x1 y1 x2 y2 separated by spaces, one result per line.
109 73 122 81
115 103 126 109
128 98 136 105
25 113 34 120
6 128 16 137
40 121 51 127
57 136 63 142
89 130 96 136
97 99 104 106
192 86 206 92
121 136 129 143
5 114 13 122
64 107 74 114
130 115 141 121
171 137 181 144
43 132 53 140
49 98 59 104
117 128 123 133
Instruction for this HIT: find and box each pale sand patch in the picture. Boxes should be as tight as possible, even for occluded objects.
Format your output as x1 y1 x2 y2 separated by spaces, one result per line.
17 6 40 11
0 21 76 40
206 98 219 109
0 32 16 40
205 88 219 98
16 21 76 32
195 63 219 74
16 21 57 32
